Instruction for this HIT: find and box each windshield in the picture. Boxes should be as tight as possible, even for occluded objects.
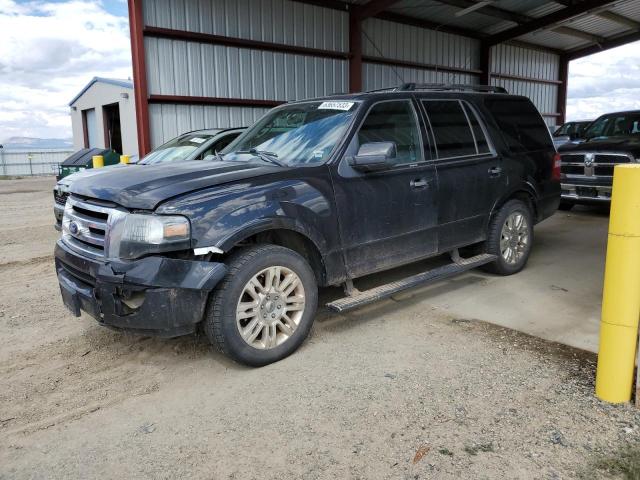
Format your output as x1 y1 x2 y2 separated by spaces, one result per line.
583 113 640 139
222 101 359 166
139 132 215 165
554 121 590 138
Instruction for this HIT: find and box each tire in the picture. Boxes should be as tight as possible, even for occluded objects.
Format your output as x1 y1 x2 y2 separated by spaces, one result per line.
558 201 574 211
482 199 534 276
203 244 318 367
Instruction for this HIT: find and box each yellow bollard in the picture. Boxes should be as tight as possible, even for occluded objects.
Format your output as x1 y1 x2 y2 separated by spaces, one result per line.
92 155 104 168
595 164 640 403
120 155 130 165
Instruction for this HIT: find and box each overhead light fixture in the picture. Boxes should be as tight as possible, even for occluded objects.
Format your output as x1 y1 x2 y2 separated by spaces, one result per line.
455 0 493 17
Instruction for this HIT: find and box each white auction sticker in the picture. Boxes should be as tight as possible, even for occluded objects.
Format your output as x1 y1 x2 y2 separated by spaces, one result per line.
318 101 354 111
190 137 206 144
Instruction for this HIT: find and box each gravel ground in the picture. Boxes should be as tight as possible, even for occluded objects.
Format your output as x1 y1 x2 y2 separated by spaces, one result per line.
1 177 639 479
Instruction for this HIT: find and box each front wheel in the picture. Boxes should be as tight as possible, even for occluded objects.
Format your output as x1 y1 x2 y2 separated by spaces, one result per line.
482 199 533 275
203 244 318 366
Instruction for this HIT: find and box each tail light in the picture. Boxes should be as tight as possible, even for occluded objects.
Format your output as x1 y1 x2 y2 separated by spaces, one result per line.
552 152 562 181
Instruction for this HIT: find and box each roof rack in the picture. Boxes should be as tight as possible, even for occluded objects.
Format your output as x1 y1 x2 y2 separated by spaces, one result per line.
396 83 508 94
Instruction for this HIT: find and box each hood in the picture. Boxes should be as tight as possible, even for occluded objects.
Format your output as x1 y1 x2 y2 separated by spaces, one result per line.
58 164 128 187
68 160 283 210
558 136 640 157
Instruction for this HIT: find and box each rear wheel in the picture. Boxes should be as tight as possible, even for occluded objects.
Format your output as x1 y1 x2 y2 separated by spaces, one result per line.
482 199 533 275
203 244 318 366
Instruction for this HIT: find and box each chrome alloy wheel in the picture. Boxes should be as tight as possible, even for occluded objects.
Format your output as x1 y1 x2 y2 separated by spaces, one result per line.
500 212 529 265
236 266 306 349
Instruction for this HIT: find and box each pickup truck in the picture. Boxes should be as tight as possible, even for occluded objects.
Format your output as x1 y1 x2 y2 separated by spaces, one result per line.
54 84 560 366
559 110 640 209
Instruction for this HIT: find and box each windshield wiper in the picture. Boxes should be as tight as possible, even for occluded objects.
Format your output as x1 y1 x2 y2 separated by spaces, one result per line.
236 149 285 167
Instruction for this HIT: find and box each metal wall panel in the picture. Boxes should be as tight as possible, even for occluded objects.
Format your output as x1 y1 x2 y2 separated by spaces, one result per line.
143 0 349 146
149 103 269 148
145 37 348 100
491 43 560 126
143 0 348 52
362 18 480 70
363 63 478 91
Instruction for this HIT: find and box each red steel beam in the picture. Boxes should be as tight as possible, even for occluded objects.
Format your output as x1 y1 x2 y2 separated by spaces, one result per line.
556 56 569 125
148 95 284 108
127 0 151 156
144 26 349 60
349 12 363 93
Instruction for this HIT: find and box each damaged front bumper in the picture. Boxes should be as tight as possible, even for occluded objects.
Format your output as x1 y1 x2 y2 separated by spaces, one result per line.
54 240 227 337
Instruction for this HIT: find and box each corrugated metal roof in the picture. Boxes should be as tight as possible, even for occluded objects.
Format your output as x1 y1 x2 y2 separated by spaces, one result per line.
356 0 640 54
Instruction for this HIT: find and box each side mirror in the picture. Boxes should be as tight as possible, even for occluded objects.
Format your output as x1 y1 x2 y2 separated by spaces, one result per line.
348 142 397 172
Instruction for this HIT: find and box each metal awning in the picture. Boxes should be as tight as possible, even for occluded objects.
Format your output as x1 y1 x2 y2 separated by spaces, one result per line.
338 0 640 59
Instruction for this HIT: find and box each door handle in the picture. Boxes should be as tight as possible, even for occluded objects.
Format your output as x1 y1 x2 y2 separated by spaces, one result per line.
488 166 502 177
410 178 429 188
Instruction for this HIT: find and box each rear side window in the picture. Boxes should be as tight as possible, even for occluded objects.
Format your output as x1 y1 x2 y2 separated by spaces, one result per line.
485 98 551 152
423 100 476 158
463 103 491 154
422 100 491 159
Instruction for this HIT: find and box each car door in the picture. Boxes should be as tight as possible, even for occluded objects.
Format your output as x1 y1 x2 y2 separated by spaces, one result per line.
421 99 505 252
331 98 439 279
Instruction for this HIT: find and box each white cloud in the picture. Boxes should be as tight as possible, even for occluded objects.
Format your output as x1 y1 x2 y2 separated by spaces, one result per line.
0 0 131 140
567 41 640 122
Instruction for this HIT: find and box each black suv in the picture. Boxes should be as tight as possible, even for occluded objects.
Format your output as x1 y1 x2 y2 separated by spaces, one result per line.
54 84 560 366
559 110 640 209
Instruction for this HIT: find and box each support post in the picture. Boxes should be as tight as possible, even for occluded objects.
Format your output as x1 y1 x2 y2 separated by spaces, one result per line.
349 12 362 93
128 0 152 156
595 164 640 403
557 55 569 126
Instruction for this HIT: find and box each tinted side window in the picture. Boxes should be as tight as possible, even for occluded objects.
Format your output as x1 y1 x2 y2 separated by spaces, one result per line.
357 100 423 165
422 100 476 158
463 103 490 154
484 98 551 152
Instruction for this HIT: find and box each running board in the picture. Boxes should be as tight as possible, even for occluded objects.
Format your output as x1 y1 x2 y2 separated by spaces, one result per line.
326 253 497 313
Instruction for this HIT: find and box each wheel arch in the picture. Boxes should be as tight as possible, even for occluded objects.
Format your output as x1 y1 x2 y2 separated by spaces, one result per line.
219 222 328 287
489 182 539 228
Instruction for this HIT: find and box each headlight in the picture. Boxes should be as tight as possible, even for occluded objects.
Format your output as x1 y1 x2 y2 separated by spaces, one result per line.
109 214 191 260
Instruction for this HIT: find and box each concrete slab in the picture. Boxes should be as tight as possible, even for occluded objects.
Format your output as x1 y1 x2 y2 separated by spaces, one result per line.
345 206 610 354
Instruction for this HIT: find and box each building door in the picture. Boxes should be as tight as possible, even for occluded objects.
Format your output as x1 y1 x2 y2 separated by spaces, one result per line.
103 103 123 154
82 108 98 148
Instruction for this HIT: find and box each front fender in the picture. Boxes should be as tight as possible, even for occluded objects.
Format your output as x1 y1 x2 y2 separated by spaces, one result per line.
156 175 339 258
212 206 330 253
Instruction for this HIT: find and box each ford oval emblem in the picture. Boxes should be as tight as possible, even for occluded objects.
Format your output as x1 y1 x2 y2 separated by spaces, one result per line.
69 221 79 235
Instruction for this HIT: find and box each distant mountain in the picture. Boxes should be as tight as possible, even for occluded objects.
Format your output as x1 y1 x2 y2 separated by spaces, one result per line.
1 137 73 150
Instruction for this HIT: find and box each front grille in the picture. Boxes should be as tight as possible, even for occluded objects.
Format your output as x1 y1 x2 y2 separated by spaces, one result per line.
54 190 69 206
61 196 117 260
560 152 634 178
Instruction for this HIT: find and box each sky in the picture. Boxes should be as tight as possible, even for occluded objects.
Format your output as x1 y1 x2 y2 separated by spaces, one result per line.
0 0 639 140
0 0 132 140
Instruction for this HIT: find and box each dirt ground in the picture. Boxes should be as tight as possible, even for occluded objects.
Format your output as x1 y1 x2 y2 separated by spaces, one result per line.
1 176 639 479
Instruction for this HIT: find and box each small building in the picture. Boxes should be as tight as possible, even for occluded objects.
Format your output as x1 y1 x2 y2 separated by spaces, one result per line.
69 77 138 157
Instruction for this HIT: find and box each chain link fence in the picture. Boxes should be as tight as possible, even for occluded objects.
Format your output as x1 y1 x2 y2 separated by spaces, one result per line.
0 149 73 177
